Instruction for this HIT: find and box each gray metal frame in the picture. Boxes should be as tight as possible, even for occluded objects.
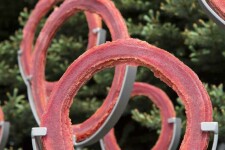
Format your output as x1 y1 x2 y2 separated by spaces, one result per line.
0 121 10 150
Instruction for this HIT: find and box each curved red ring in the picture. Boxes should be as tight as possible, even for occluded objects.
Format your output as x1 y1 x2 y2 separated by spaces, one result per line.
103 82 176 150
20 0 101 86
31 0 130 141
41 38 212 149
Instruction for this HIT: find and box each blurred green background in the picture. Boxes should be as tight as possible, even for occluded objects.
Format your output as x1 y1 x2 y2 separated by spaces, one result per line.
0 0 225 149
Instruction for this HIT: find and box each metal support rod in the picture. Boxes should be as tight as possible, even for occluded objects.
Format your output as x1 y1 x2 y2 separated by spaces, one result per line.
0 121 10 150
99 139 106 150
74 66 137 147
74 28 137 147
93 28 107 45
17 50 40 125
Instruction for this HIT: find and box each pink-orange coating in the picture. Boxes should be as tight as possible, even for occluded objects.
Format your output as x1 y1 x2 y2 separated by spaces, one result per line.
41 38 212 150
31 0 129 141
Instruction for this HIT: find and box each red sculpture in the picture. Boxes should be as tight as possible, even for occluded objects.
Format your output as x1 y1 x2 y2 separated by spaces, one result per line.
40 38 212 150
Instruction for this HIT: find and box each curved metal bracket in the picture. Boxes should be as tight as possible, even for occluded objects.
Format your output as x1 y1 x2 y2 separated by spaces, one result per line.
17 50 40 125
201 122 218 150
74 66 137 147
0 121 10 149
198 0 225 29
168 117 182 150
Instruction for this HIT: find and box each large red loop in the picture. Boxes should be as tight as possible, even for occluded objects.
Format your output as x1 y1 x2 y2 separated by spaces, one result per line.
31 0 130 141
102 82 176 150
40 38 212 149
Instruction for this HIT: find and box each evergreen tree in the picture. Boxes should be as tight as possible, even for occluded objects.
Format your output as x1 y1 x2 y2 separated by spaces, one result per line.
0 0 225 149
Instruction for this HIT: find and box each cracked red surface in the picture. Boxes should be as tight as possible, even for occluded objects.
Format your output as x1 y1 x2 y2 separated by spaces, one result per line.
41 38 212 150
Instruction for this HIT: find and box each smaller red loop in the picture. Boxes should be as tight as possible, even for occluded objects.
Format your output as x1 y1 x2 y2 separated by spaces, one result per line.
103 82 176 150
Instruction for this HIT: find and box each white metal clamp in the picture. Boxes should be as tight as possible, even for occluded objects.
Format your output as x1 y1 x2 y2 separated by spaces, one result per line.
168 117 182 150
31 127 47 150
0 121 10 149
201 122 218 150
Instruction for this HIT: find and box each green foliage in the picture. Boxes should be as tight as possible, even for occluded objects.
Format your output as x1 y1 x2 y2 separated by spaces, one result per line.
1 0 225 149
131 105 161 132
1 89 35 148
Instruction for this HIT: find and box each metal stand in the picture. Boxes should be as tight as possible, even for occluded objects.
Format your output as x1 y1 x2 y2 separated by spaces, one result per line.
74 66 137 147
18 50 40 125
198 0 225 29
0 121 10 150
168 117 182 150
201 122 218 150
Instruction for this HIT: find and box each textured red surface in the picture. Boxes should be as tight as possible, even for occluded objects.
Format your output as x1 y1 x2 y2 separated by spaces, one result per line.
103 82 175 150
209 0 225 19
31 0 129 141
41 38 212 150
0 108 4 122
